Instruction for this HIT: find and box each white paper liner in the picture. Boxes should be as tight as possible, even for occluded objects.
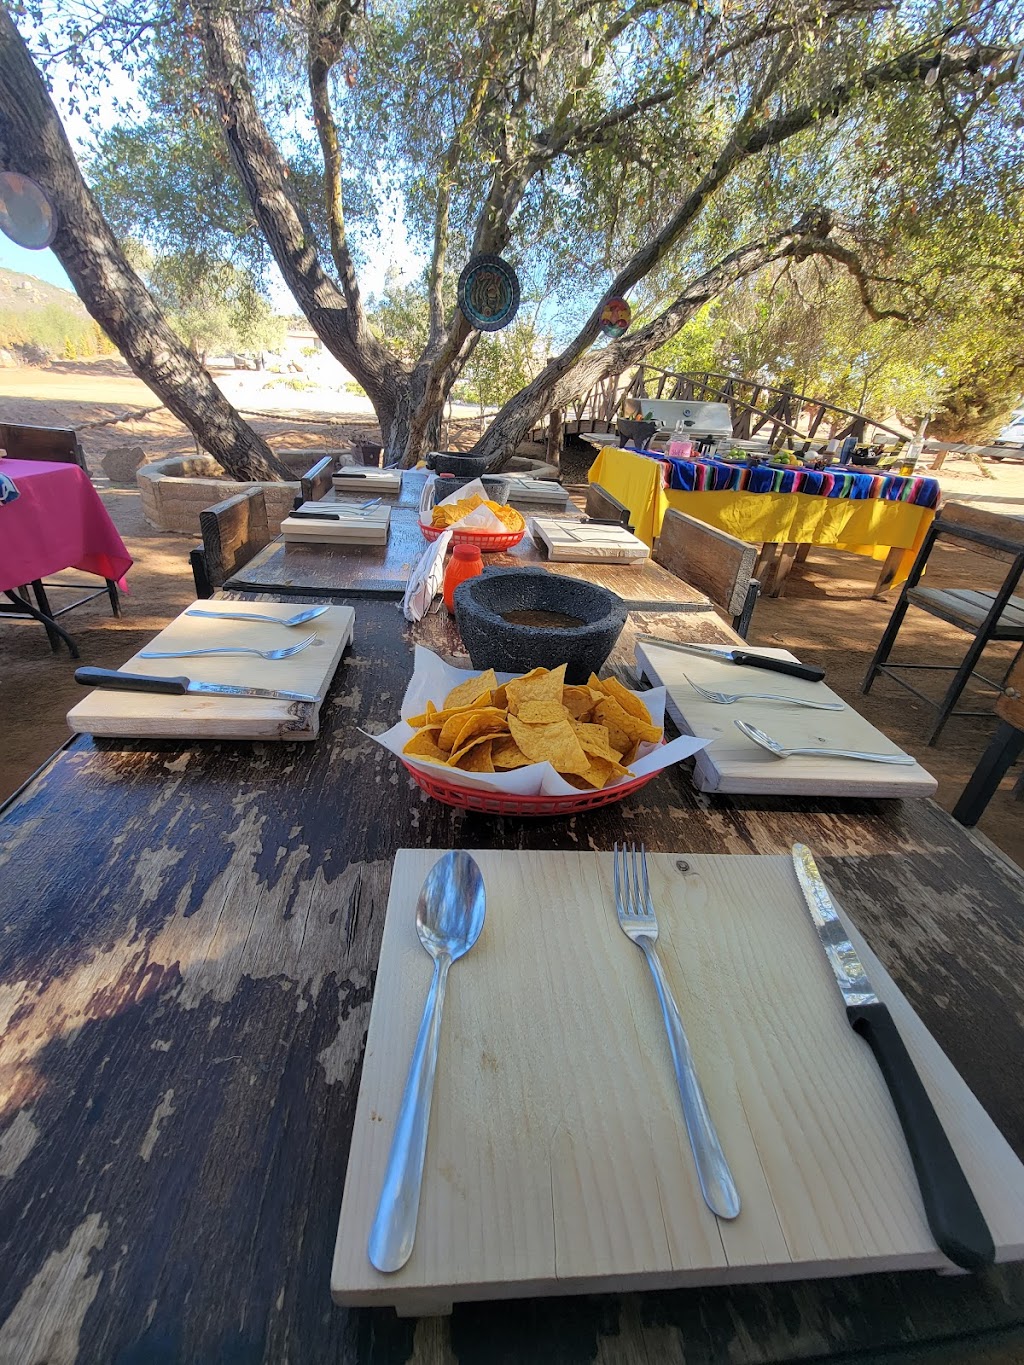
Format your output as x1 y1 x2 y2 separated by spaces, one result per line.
366 646 710 798
421 476 515 533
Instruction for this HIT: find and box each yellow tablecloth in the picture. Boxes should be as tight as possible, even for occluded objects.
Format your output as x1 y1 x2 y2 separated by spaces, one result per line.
588 447 933 586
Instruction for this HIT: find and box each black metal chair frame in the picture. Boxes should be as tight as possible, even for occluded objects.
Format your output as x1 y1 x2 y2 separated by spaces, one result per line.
0 577 120 659
952 716 1024 826
863 518 1024 744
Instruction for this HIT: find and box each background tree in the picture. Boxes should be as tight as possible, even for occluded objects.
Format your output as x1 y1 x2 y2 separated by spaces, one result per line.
0 8 290 480
7 0 1023 471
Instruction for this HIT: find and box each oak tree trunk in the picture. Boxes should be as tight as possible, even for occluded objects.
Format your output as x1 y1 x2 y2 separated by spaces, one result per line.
0 11 289 483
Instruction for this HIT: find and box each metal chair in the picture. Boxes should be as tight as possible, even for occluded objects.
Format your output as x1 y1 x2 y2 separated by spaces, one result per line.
585 483 634 532
863 502 1024 743
653 508 760 638
190 488 271 598
953 648 1024 825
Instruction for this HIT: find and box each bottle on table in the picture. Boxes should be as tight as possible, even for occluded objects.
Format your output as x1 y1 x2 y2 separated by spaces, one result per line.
443 543 484 612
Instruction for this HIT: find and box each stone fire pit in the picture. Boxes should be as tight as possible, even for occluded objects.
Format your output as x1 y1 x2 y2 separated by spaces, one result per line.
137 450 349 535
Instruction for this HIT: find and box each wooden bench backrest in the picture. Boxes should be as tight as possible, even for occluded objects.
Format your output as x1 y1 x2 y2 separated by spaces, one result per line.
585 482 631 529
654 508 758 620
300 456 334 503
198 488 271 588
937 501 1024 563
0 422 86 469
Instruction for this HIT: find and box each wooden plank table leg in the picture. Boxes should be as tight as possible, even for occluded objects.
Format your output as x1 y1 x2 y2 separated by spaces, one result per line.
754 543 780 596
767 542 799 598
795 543 812 564
873 546 905 597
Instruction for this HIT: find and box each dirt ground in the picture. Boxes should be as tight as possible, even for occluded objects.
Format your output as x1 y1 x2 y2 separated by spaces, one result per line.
1 358 1022 871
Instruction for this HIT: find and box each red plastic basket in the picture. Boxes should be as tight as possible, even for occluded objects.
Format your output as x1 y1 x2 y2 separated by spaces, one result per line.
419 519 525 551
401 758 658 816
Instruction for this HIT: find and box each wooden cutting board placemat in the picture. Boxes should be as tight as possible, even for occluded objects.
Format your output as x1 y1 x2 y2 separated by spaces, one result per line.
332 849 1024 1314
67 599 354 740
636 639 937 797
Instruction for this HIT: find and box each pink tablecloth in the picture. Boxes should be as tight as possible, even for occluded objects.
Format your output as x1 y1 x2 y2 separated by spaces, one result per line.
0 459 133 593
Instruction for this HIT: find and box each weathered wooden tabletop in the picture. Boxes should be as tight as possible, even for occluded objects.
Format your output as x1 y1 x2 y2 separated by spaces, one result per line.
229 472 709 610
1 597 1023 1364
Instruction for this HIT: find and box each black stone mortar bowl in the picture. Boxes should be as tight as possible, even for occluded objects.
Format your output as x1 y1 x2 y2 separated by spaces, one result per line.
453 567 628 685
433 473 512 504
427 450 493 478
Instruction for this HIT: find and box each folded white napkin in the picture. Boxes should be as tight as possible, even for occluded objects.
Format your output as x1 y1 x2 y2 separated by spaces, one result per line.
402 530 452 622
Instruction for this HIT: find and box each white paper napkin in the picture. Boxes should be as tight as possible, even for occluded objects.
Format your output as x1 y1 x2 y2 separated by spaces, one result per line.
402 531 453 622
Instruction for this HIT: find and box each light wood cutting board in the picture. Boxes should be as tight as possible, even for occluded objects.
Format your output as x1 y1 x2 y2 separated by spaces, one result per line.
636 639 937 797
67 600 354 740
332 850 1024 1314
532 518 650 563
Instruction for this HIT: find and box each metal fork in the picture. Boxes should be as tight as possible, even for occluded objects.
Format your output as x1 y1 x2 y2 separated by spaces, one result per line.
613 842 740 1220
684 672 845 711
140 633 317 661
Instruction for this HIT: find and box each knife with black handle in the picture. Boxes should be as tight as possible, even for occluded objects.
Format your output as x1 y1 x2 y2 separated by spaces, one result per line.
846 999 995 1270
637 636 825 682
792 844 994 1272
74 667 316 702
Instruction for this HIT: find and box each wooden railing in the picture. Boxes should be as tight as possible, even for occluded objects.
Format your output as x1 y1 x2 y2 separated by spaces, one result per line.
537 365 906 448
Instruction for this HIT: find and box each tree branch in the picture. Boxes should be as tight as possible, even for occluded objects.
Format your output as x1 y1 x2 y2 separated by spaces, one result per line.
307 0 364 315
473 211 845 461
796 236 915 321
195 4 397 398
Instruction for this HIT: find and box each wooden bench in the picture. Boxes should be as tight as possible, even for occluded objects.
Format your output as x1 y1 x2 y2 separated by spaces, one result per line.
190 488 272 598
0 421 87 470
654 508 760 637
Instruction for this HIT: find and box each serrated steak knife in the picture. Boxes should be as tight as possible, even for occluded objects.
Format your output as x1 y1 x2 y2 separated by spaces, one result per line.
791 843 994 1271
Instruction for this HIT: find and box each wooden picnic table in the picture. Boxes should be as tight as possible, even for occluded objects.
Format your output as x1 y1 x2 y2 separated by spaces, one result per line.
228 473 710 610
2 594 1023 1362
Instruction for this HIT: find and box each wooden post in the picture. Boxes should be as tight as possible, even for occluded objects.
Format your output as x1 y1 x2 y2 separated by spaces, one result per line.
546 407 563 471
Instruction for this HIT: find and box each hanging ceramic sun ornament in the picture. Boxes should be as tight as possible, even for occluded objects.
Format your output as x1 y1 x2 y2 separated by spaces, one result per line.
0 172 58 249
599 296 631 339
457 254 521 332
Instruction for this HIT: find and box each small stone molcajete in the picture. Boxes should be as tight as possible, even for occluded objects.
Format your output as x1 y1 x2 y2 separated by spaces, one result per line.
453 566 628 685
427 450 492 478
433 474 511 504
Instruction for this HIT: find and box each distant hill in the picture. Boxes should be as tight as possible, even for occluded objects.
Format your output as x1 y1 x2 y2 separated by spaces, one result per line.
0 267 112 362
0 267 89 316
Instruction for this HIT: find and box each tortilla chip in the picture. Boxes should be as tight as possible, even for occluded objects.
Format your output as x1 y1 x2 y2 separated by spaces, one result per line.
454 738 495 772
599 674 656 724
516 699 570 725
573 754 632 789
506 664 567 715
439 704 505 752
570 720 623 761
449 707 508 754
592 696 662 747
443 669 498 712
447 732 498 767
508 714 590 776
561 685 600 720
490 684 507 709
406 699 440 727
491 735 532 769
402 730 448 763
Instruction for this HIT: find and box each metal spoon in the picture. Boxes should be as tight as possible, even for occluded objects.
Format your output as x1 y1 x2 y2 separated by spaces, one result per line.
185 606 329 627
734 719 915 765
368 851 486 1273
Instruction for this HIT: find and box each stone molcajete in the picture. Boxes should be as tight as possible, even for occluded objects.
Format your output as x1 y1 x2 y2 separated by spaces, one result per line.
453 566 628 685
